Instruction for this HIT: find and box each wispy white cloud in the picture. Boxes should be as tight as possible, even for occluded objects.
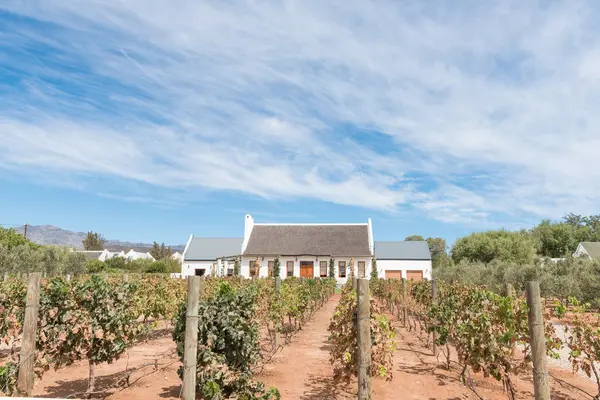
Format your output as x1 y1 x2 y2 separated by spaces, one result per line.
2 1 600 224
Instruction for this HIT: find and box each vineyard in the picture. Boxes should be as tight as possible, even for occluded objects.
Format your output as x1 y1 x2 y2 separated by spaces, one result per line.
3 272 600 399
0 273 336 398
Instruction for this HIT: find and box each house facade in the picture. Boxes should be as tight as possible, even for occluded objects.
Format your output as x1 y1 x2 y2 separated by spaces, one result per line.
181 214 432 282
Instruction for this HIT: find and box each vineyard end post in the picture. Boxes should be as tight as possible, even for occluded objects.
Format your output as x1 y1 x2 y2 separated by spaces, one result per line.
402 278 407 327
66 273 71 282
3 272 7 281
431 280 437 356
275 277 282 350
123 273 129 283
17 272 42 395
504 283 515 298
526 281 550 400
183 276 202 400
357 278 372 400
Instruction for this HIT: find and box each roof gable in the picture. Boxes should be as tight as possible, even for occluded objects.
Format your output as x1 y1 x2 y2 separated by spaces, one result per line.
581 242 600 259
243 224 371 256
184 237 243 260
375 241 431 260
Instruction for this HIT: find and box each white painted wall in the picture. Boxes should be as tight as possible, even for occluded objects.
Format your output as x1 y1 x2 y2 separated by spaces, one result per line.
241 256 372 284
377 259 432 280
181 259 237 277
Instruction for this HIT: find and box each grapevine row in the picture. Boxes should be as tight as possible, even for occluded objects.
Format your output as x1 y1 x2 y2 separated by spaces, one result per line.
0 275 336 397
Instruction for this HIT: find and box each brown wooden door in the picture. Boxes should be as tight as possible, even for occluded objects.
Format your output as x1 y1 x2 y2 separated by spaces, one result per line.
406 270 423 281
385 270 402 279
300 261 314 278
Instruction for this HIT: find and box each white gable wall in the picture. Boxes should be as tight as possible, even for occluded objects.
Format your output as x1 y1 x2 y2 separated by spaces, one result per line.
573 243 591 258
377 259 432 280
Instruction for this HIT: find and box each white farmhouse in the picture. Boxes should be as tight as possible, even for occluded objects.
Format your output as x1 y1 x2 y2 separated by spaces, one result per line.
182 237 243 277
181 214 432 282
240 214 373 285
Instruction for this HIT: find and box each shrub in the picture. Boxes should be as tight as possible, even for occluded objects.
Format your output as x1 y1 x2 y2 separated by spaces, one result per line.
86 259 106 273
145 261 168 273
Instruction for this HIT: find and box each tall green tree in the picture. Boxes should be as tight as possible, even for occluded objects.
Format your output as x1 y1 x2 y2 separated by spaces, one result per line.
82 231 105 251
370 258 378 279
273 256 281 277
328 258 335 278
149 241 171 260
233 257 241 276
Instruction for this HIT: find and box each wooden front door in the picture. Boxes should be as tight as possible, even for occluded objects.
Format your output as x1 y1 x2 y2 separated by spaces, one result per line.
300 261 314 278
406 270 423 281
385 270 402 279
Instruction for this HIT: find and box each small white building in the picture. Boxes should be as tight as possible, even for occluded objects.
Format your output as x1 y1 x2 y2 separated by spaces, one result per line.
182 237 243 277
181 214 432 282
124 249 155 261
73 249 125 261
171 251 183 261
573 242 600 259
373 241 432 280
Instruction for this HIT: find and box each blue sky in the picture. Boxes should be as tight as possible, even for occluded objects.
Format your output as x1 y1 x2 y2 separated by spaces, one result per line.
1 1 600 246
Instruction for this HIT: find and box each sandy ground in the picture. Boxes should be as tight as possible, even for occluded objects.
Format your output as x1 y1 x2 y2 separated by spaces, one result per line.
14 295 600 399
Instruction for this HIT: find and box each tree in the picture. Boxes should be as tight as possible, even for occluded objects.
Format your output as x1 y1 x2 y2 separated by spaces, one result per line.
234 257 241 276
0 227 31 249
273 256 281 277
149 241 171 260
329 258 335 278
82 231 105 251
532 220 578 258
370 258 378 279
63 252 87 275
405 235 425 241
450 229 536 265
426 238 446 258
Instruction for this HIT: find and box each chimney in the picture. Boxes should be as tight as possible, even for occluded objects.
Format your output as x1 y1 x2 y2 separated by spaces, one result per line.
241 214 254 253
367 217 374 255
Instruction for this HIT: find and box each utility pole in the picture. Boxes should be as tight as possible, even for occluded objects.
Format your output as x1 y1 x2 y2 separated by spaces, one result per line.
24 223 28 239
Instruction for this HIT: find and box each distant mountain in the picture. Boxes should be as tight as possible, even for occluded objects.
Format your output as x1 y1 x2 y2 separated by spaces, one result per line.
12 225 185 252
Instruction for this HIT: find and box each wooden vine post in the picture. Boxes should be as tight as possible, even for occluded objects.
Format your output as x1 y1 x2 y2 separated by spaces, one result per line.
122 273 129 283
431 280 437 356
2 272 8 281
17 272 42 395
526 281 550 400
357 278 372 399
275 277 282 349
183 276 204 400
